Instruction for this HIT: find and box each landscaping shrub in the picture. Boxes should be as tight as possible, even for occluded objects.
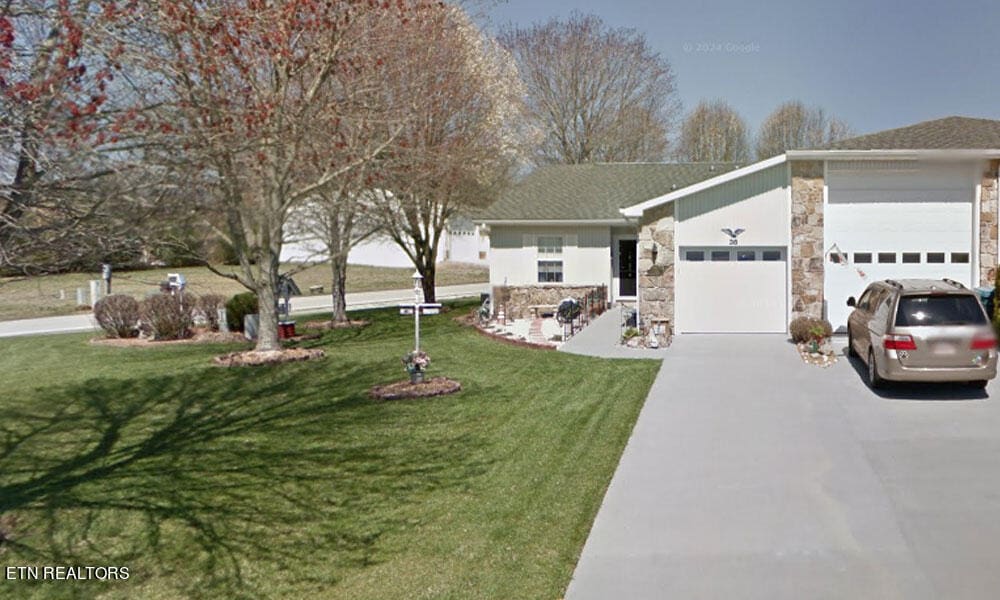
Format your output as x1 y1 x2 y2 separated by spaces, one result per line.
140 294 193 340
93 294 141 338
225 292 259 332
197 294 227 330
789 316 833 343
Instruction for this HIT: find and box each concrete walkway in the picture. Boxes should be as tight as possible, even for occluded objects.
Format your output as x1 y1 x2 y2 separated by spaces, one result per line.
559 305 670 359
566 334 1000 600
0 283 487 338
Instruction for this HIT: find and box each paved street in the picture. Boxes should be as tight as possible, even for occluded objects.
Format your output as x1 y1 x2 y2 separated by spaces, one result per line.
567 334 1000 600
0 283 487 338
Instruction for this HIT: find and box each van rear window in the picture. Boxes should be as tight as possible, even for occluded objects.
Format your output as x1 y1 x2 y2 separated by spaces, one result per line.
894 295 987 327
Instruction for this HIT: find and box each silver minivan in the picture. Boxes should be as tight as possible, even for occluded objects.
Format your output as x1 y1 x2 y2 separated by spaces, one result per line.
846 279 998 388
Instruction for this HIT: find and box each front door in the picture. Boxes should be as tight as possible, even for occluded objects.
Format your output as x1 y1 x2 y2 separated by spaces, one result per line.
618 239 637 297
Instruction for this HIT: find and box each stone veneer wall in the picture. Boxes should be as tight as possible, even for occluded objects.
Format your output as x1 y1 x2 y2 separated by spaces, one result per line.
980 159 1000 286
790 161 825 320
637 203 675 325
492 285 606 320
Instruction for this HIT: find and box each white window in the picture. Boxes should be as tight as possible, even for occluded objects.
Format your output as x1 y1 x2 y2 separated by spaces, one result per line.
537 236 563 283
538 260 563 283
537 236 563 256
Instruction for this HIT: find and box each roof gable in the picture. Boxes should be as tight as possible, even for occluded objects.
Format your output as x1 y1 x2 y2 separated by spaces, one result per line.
480 162 737 222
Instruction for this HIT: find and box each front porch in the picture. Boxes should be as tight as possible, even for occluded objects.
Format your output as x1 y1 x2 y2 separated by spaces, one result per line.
559 305 671 359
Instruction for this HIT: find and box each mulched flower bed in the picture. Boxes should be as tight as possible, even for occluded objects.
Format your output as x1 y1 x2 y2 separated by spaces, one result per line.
369 377 462 400
454 311 558 350
301 319 370 331
212 348 326 367
796 342 838 368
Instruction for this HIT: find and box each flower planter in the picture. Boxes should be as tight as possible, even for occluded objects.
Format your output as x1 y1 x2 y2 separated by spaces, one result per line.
278 321 296 339
409 370 425 384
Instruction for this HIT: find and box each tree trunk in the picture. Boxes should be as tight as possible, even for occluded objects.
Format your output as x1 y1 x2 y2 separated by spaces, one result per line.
255 272 281 352
420 261 436 303
329 253 349 323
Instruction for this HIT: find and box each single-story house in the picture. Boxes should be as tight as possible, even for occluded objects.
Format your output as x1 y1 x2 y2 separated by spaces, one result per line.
480 116 1000 334
281 215 489 267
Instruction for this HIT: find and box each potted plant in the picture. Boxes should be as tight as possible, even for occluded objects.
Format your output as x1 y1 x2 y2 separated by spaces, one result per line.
402 350 430 384
808 323 827 354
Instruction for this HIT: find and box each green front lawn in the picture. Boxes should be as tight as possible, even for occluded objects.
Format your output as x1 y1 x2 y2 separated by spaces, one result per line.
0 303 658 599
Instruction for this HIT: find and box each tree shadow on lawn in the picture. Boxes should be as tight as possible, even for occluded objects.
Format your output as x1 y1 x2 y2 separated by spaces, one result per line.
0 363 489 598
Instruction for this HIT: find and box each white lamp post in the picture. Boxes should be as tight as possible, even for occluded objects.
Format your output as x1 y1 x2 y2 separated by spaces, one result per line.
412 271 423 352
399 271 440 355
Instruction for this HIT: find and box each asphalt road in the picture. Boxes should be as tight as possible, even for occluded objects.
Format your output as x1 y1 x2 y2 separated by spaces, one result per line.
0 283 487 338
567 334 1000 600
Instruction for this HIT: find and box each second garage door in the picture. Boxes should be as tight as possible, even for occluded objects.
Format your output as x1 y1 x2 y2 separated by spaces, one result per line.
675 246 788 333
824 161 977 332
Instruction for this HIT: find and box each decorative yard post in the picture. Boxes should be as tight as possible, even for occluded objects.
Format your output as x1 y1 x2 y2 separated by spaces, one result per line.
399 271 441 353
413 271 422 352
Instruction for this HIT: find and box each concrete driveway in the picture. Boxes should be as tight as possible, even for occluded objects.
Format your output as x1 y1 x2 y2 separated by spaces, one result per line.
567 335 1000 600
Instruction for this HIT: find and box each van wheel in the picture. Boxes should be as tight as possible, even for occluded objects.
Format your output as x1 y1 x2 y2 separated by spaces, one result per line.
967 380 989 389
847 329 858 358
868 349 885 389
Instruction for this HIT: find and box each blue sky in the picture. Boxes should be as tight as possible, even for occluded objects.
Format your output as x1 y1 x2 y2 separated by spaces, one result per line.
482 0 1000 138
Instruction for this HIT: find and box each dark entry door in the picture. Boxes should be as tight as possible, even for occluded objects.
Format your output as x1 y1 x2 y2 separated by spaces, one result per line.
618 239 637 297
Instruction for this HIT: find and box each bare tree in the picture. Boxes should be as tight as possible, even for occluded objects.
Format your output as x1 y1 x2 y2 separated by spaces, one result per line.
371 6 525 302
0 1 155 276
284 183 380 324
755 100 853 159
136 1 416 352
675 100 750 163
499 12 679 165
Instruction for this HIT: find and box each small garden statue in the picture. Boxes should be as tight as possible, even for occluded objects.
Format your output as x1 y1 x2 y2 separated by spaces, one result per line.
402 350 430 384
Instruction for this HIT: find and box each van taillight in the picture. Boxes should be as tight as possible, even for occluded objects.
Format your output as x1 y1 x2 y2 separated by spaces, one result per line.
971 336 997 350
883 334 917 351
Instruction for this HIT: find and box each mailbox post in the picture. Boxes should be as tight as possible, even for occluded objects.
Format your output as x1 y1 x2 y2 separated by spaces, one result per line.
101 263 112 294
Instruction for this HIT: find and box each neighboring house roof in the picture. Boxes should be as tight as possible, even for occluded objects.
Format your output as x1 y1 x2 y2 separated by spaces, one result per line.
820 116 1000 150
480 162 737 222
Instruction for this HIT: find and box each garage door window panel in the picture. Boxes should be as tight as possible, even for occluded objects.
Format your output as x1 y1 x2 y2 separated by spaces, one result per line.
761 250 782 261
711 250 730 261
927 252 945 263
902 252 921 264
951 252 970 264
685 250 705 261
878 252 897 264
736 250 756 261
854 253 872 264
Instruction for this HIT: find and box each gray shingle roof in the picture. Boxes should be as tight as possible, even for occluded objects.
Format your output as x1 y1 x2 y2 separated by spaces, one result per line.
480 162 738 221
821 116 1000 150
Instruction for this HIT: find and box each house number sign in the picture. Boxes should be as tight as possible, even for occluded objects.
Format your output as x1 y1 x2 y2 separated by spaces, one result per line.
721 228 746 246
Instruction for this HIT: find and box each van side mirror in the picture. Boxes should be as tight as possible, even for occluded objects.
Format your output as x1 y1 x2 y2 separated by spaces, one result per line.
847 296 857 307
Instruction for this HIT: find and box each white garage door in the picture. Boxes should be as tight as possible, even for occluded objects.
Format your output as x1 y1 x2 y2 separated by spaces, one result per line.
824 161 976 332
675 246 788 333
